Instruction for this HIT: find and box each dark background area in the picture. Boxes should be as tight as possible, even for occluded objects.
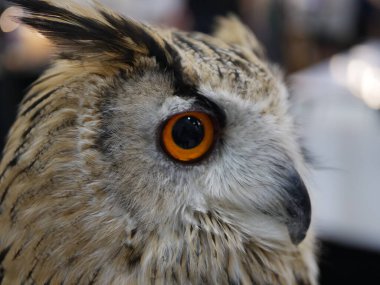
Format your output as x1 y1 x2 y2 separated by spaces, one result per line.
319 240 380 284
1 0 380 284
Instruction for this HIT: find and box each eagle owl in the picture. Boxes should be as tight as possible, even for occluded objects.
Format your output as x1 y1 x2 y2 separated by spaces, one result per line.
0 0 318 284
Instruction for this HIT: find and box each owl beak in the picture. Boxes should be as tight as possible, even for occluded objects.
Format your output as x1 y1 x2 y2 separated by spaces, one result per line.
285 172 311 245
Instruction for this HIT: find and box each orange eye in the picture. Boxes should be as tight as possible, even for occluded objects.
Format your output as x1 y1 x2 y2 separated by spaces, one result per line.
161 111 215 163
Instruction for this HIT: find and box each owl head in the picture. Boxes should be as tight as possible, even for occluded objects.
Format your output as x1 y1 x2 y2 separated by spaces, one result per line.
5 0 312 266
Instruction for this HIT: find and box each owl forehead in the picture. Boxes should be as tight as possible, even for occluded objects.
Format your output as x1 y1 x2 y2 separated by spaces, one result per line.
164 30 279 101
16 0 281 114
14 0 278 103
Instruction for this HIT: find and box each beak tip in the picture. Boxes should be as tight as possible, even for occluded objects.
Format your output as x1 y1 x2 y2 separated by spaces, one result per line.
285 172 312 245
288 224 308 245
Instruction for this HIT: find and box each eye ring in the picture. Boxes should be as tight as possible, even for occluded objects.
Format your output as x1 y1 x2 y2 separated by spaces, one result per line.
160 111 216 163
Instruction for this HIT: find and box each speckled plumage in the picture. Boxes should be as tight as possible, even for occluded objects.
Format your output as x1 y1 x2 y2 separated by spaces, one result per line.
0 1 318 284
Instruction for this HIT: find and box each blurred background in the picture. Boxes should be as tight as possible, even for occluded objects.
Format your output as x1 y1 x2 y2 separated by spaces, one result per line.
1 0 380 283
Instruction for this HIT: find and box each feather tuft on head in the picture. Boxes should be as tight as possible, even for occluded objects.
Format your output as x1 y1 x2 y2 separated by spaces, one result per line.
9 0 173 69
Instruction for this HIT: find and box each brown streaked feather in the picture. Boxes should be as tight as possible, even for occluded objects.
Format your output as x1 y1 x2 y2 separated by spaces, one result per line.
213 15 266 59
11 0 156 60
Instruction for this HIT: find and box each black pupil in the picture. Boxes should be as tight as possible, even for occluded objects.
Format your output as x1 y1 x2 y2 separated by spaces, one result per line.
172 116 205 149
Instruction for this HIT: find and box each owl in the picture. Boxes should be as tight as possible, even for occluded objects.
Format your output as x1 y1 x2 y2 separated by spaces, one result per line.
0 0 318 284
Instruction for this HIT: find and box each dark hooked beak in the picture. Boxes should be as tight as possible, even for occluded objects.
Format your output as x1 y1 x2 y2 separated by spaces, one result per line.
284 171 312 245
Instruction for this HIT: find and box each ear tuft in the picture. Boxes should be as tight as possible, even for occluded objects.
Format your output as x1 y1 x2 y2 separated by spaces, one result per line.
213 15 265 59
8 0 172 68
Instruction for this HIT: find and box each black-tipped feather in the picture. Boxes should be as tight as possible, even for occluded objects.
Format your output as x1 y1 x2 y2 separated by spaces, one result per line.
7 0 197 89
99 11 171 69
8 0 169 66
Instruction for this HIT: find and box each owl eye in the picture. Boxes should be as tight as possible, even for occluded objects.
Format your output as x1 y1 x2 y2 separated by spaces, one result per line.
161 111 215 163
